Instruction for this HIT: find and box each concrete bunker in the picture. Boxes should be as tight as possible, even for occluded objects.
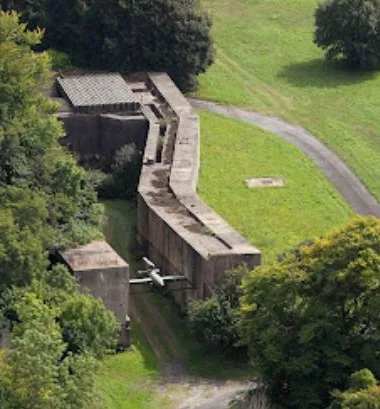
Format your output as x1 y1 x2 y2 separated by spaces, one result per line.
55 71 262 310
53 73 148 167
59 240 130 348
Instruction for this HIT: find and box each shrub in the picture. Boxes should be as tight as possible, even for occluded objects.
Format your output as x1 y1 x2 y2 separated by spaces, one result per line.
188 267 248 351
46 49 72 70
98 144 141 199
329 370 380 409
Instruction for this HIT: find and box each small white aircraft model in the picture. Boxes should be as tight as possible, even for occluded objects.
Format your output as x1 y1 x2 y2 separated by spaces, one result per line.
130 257 187 287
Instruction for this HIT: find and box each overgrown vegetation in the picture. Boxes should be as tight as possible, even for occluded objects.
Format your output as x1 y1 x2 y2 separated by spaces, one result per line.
98 144 141 200
0 266 119 409
329 369 380 409
188 267 246 351
3 0 214 90
241 217 380 409
0 11 118 409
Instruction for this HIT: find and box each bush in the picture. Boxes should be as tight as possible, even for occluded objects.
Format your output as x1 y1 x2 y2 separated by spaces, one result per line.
314 0 380 69
46 49 72 70
329 370 380 409
188 267 247 351
98 144 141 199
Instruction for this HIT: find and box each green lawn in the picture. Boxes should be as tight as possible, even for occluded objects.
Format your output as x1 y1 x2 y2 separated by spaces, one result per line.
198 111 353 263
195 0 380 201
96 325 169 409
97 200 168 409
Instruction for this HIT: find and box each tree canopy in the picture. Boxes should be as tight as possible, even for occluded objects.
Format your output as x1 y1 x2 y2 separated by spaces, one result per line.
0 11 103 289
0 13 117 408
314 0 380 69
3 0 214 90
241 217 380 409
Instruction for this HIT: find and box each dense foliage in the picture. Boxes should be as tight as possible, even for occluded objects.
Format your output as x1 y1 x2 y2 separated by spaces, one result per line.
188 267 246 350
0 11 103 289
0 267 119 409
314 0 380 69
241 217 380 409
98 144 141 199
0 12 118 408
329 369 380 409
4 0 214 90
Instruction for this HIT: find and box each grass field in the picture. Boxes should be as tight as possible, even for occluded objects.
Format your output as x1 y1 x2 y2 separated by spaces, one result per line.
96 324 168 409
195 0 380 201
198 111 353 263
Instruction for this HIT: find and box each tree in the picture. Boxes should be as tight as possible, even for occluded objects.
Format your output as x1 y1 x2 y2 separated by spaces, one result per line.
314 0 380 69
0 290 99 409
329 369 380 409
188 267 247 350
4 0 214 90
21 265 119 358
59 293 119 358
241 217 380 409
0 11 103 253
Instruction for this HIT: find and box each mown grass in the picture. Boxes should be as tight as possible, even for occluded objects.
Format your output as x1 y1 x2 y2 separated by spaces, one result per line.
198 110 353 263
195 0 380 201
96 324 169 409
97 200 168 409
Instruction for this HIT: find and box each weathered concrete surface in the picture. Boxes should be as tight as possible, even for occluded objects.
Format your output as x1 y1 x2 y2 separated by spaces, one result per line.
0 326 10 349
57 73 139 113
56 72 261 307
138 74 261 304
60 241 130 347
58 112 148 165
191 99 380 218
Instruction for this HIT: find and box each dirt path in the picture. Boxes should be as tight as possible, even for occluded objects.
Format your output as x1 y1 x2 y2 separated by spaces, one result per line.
191 98 380 218
129 292 250 409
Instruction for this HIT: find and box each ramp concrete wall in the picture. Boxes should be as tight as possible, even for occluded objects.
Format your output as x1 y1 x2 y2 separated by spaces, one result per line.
137 73 261 305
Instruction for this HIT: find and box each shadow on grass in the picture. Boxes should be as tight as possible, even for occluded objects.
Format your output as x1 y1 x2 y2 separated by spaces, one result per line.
279 58 376 88
150 291 255 380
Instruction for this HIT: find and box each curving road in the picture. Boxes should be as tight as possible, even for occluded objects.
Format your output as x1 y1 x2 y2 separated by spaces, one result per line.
190 99 380 218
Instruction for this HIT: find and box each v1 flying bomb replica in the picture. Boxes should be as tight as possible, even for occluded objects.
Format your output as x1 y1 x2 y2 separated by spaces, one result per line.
129 257 187 287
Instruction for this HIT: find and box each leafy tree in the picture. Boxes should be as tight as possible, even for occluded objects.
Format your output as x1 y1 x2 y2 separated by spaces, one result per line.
13 265 120 358
188 267 247 350
329 370 380 409
241 217 380 409
314 0 380 69
59 293 119 358
0 290 99 409
4 0 214 90
0 187 48 289
0 11 103 253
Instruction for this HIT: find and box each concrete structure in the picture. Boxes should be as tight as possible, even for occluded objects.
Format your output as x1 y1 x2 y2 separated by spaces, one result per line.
137 73 261 306
60 241 130 347
53 74 147 167
56 73 139 113
56 72 261 308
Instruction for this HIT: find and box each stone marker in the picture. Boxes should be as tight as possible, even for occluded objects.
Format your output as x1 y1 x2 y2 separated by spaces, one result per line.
245 178 285 188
